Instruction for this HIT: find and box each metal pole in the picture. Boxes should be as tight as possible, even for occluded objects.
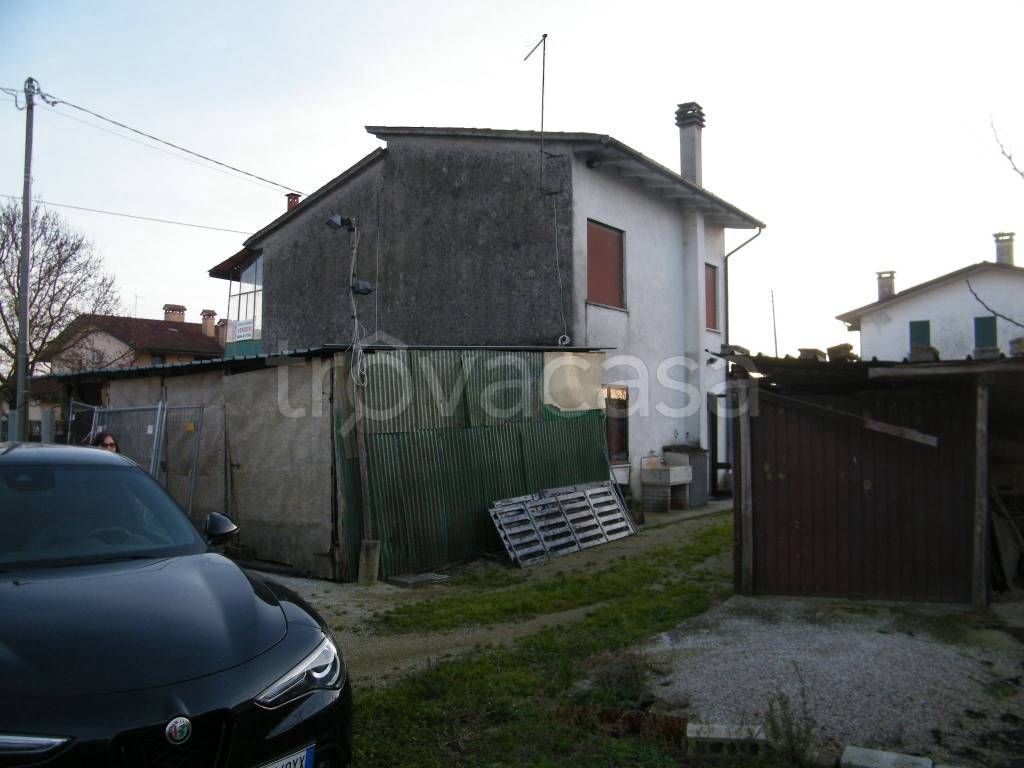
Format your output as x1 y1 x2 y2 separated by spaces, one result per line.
14 78 37 442
770 289 778 357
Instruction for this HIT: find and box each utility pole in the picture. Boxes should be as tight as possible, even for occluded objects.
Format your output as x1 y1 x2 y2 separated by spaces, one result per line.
770 289 779 358
14 78 37 442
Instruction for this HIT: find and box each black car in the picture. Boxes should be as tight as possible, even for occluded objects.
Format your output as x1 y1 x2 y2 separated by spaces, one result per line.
0 443 352 768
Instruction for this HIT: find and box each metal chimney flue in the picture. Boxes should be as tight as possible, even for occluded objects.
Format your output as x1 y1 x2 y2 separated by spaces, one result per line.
675 102 704 186
286 193 300 211
876 271 895 301
994 232 1014 265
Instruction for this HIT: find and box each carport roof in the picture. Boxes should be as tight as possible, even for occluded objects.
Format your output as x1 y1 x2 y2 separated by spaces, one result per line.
34 343 611 384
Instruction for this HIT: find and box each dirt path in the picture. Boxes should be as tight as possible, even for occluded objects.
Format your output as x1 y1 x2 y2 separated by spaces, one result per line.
262 509 730 687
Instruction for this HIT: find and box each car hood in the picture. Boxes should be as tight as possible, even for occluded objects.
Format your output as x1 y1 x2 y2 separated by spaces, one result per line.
0 554 287 697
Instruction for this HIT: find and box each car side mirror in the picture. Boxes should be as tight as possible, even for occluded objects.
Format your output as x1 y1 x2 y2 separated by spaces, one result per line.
205 513 239 545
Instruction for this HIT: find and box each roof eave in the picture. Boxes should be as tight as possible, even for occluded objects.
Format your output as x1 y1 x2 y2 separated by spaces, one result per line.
596 138 766 229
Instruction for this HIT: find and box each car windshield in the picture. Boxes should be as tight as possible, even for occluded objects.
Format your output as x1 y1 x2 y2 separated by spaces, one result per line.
0 463 206 570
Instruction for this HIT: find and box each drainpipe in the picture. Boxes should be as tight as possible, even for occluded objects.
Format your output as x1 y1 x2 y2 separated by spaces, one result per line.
720 226 761 498
723 227 762 347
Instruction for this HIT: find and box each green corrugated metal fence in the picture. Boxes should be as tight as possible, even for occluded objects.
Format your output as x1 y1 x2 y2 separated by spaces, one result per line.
336 349 608 578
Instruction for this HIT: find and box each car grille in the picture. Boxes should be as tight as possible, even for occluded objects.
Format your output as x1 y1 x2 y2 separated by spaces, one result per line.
116 713 229 768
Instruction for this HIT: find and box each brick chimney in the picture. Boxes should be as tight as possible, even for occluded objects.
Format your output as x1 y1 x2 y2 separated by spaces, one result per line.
286 192 301 211
675 102 705 185
994 232 1014 265
163 303 186 322
215 318 228 347
201 309 217 337
876 271 895 301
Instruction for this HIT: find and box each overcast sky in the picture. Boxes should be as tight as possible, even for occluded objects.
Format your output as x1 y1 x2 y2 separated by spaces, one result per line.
2 0 1023 357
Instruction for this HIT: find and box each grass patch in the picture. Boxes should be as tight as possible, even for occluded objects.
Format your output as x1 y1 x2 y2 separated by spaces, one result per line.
571 652 653 710
445 563 529 590
353 520 742 768
890 609 973 645
373 519 732 633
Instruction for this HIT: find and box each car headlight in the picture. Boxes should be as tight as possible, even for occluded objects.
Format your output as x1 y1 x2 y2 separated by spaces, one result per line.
255 636 346 709
0 734 70 757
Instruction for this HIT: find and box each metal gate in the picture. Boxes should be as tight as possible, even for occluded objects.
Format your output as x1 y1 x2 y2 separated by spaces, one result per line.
67 401 204 515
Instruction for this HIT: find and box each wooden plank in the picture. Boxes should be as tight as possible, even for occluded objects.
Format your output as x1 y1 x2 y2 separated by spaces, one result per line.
738 380 754 594
869 361 1024 379
972 380 989 607
760 390 938 447
863 418 938 448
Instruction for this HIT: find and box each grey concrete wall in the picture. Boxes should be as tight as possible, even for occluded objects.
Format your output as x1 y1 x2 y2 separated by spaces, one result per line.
223 360 335 578
106 366 336 578
107 377 164 407
259 136 575 351
261 161 385 353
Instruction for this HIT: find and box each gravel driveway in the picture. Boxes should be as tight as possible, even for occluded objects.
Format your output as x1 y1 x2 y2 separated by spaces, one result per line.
644 596 1024 767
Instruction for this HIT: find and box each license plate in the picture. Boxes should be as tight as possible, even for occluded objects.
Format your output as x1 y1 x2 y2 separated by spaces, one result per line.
257 744 315 768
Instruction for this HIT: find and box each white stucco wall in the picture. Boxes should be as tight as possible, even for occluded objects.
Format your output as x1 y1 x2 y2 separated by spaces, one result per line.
858 267 1024 361
51 331 133 374
571 156 728 498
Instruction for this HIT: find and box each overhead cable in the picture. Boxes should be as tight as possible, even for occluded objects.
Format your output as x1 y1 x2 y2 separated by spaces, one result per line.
41 107 288 194
1 194 252 235
29 88 305 195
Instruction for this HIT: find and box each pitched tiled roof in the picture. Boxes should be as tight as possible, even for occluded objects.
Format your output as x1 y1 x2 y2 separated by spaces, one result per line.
836 261 1024 331
42 314 223 360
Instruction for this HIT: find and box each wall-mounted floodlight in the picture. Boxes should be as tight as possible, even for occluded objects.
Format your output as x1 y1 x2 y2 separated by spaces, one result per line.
326 213 355 232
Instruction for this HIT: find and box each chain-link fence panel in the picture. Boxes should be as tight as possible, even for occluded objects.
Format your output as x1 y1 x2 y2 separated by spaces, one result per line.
63 401 205 516
66 401 99 446
91 404 164 475
163 406 204 517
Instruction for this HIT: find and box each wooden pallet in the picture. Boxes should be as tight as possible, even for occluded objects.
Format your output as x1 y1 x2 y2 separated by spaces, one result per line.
490 481 636 567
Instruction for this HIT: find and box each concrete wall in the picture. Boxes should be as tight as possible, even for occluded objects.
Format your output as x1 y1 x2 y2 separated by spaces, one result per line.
260 160 384 353
106 362 337 578
258 136 575 351
571 156 726 498
858 268 1024 361
223 360 335 578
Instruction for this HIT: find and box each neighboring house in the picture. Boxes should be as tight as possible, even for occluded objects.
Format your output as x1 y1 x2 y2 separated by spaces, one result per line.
837 233 1024 362
43 304 224 375
208 102 764 498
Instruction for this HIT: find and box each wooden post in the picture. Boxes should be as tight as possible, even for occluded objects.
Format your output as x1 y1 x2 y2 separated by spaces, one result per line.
328 361 348 582
737 380 754 595
971 378 989 608
353 350 380 586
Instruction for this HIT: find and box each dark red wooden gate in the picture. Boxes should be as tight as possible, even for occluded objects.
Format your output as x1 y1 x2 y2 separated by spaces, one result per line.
734 387 978 603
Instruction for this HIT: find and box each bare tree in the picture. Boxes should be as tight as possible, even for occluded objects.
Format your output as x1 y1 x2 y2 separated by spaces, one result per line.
0 199 120 405
992 120 1024 183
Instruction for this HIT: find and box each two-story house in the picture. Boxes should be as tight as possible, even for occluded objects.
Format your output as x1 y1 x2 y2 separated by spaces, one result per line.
43 304 224 374
208 103 764 499
837 233 1024 362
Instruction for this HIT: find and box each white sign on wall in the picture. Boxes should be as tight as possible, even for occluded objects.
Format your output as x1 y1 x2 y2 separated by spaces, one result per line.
235 319 255 341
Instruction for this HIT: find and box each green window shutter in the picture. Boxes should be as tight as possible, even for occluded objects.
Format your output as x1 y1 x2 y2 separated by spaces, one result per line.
974 316 997 348
909 320 930 347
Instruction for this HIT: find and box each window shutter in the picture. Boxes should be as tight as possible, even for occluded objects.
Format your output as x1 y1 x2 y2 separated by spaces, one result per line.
705 264 718 330
909 320 930 347
587 221 624 309
974 316 997 348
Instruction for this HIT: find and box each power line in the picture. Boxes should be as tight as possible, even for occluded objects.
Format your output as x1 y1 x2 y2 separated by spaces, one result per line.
40 106 287 194
1 194 252 235
1 84 306 195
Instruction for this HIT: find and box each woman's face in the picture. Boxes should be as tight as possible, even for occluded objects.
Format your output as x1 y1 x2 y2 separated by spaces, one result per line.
100 437 118 452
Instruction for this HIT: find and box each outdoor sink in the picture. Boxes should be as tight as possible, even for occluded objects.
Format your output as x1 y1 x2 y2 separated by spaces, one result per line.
640 461 692 486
